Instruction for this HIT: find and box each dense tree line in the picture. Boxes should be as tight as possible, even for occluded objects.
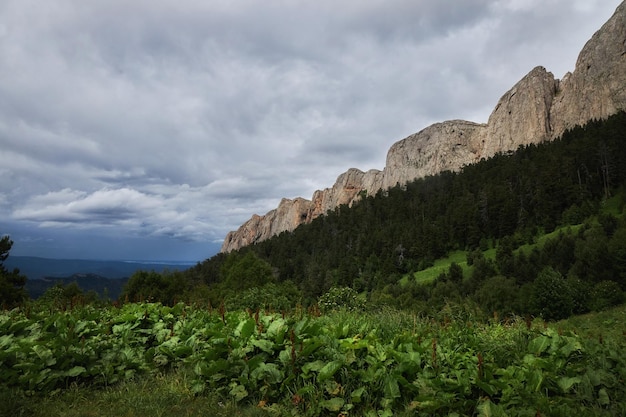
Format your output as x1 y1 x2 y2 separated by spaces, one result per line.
384 218 626 320
0 236 27 308
32 112 624 319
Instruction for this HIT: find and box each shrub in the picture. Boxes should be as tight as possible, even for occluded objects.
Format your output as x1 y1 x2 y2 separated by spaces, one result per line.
589 280 624 311
474 275 519 315
318 286 365 313
225 282 301 312
530 267 574 320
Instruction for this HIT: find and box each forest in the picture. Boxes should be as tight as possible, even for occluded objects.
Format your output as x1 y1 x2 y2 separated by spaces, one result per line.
3 113 624 319
108 112 626 320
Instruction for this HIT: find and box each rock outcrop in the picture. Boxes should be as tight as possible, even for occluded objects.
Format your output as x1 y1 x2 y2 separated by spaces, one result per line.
221 1 626 253
550 2 626 136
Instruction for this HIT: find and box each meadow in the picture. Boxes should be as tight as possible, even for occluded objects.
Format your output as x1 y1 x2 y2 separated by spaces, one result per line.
2 302 625 416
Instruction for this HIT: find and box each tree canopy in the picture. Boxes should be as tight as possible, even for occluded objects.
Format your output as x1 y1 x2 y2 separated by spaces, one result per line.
0 235 27 308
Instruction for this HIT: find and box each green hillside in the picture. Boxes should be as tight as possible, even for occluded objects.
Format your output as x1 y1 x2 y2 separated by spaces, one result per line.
5 113 625 324
141 112 626 320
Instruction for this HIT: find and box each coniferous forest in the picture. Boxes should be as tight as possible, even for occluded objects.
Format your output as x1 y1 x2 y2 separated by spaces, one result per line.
117 112 626 320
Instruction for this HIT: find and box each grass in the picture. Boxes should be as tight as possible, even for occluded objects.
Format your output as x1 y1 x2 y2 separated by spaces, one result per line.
600 192 625 216
402 224 588 287
557 303 626 341
1 370 274 417
401 248 495 286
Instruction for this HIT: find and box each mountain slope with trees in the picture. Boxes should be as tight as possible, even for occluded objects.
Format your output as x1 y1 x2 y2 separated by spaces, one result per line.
128 112 626 319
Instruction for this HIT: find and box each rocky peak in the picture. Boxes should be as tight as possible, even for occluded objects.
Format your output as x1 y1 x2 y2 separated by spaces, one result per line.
550 0 626 136
220 1 626 253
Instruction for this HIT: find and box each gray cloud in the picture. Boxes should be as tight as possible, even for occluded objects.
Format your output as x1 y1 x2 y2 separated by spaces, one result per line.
0 0 621 260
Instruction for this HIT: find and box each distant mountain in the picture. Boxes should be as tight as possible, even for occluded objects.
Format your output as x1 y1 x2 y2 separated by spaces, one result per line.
5 256 196 300
5 256 195 281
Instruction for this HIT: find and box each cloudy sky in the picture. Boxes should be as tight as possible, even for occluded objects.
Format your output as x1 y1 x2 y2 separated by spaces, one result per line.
0 0 621 262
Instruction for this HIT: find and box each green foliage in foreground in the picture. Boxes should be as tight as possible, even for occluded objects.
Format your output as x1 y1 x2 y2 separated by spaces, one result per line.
2 303 626 416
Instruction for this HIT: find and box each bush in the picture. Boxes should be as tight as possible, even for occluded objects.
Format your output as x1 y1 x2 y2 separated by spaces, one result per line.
474 275 519 315
589 280 624 311
530 267 574 320
566 275 591 315
225 282 301 312
318 286 365 313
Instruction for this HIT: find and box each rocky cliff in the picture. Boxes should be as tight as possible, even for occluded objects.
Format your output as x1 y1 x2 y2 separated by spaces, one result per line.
221 1 626 253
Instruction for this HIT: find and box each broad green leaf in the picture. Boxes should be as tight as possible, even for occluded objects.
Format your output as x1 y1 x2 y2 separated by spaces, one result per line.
32 345 56 367
351 386 366 403
73 321 88 335
251 339 274 353
320 397 344 412
278 348 291 366
598 388 610 406
250 362 282 384
190 380 205 394
229 383 248 402
300 338 324 356
318 360 343 382
527 369 544 392
477 398 509 417
0 334 14 348
266 319 287 343
528 335 551 355
340 336 369 350
558 338 583 357
476 380 498 397
294 318 322 338
246 354 266 372
66 366 86 377
301 360 325 375
557 376 581 393
296 385 317 396
236 318 256 340
173 345 193 357
377 409 393 417
384 375 401 399
587 368 612 387
203 358 230 376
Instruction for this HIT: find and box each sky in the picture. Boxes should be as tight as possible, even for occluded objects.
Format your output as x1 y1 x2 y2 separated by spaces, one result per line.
0 0 622 262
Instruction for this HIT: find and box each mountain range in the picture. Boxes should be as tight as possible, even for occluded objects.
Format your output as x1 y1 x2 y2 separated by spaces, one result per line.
5 256 194 281
4 256 194 299
221 1 626 253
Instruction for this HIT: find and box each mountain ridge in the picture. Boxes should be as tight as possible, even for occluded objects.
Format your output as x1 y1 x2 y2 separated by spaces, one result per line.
221 1 626 253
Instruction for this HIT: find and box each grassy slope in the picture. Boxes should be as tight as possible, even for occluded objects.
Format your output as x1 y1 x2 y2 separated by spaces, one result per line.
403 226 585 286
402 193 624 286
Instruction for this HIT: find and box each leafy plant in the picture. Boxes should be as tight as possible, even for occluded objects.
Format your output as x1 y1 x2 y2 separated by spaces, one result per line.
2 303 626 416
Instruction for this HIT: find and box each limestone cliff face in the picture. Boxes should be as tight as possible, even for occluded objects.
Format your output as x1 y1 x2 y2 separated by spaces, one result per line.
550 0 626 136
309 168 385 219
221 169 385 251
381 120 485 190
221 198 312 251
221 1 626 253
379 65 560 191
